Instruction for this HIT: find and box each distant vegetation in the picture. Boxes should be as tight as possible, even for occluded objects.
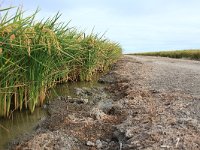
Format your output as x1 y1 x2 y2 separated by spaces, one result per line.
132 50 200 60
0 7 122 117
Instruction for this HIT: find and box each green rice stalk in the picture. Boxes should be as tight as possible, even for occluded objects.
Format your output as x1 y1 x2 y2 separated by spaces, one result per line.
0 7 122 117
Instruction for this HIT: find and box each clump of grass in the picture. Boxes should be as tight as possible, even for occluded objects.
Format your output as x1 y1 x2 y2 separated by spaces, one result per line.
132 49 200 60
0 7 122 117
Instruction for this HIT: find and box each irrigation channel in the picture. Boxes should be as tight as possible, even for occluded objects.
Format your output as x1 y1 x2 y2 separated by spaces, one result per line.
0 78 102 149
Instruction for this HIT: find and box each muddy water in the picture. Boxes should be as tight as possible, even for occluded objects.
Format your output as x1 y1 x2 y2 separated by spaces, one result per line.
0 108 46 150
0 80 102 149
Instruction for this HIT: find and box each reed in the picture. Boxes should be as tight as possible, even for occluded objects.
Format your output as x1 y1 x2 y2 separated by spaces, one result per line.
0 7 122 117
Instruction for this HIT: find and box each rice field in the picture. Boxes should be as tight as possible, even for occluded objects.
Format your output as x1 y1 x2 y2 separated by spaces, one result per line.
132 50 200 60
0 7 122 117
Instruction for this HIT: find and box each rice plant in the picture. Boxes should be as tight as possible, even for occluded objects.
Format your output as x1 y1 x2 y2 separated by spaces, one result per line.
0 7 122 117
132 50 200 60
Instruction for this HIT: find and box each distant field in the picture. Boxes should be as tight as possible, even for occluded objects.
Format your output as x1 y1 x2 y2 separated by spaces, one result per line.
131 50 200 60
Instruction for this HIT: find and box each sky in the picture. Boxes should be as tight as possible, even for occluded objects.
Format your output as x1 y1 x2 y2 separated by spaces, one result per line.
2 0 200 54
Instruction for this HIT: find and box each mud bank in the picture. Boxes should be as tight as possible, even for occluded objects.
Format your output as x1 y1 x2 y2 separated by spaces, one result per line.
11 76 128 149
11 56 200 150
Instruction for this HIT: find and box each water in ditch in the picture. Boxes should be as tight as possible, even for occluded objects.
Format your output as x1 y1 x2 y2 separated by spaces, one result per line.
0 79 102 149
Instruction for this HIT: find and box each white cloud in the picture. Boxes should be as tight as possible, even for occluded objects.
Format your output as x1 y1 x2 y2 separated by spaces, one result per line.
2 0 200 53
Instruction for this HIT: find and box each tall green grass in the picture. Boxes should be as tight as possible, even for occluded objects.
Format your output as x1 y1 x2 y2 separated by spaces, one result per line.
0 7 122 117
132 50 200 60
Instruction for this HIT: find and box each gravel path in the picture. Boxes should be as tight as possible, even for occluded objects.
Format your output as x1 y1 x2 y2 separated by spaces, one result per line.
108 55 200 149
131 55 200 97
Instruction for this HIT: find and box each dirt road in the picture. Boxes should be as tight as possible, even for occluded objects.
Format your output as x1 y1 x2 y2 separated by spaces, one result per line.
12 55 200 150
124 55 200 149
133 55 200 97
100 55 200 149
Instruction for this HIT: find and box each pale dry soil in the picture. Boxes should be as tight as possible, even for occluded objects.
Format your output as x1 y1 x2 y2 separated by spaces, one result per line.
12 55 200 150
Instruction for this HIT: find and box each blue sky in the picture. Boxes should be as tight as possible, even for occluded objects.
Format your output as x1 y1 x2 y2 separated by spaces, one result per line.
2 0 200 53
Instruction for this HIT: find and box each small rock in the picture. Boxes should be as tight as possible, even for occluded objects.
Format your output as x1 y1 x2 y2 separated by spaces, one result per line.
98 74 116 84
43 104 47 109
60 96 66 100
86 141 95 146
69 97 88 104
91 108 106 120
98 100 115 115
80 98 89 104
67 96 72 99
68 114 76 120
96 139 103 149
100 140 108 149
74 88 84 96
125 128 134 138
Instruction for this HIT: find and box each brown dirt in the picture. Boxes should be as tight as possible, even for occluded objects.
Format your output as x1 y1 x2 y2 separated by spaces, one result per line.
11 55 200 150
